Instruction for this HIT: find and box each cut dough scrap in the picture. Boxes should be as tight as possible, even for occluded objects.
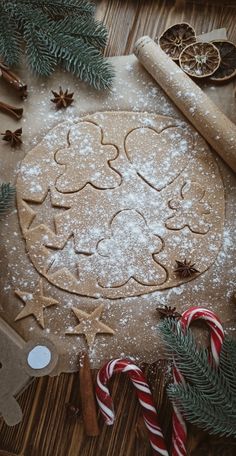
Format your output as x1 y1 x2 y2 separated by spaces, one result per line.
46 236 81 277
25 190 70 234
55 122 121 192
125 126 193 190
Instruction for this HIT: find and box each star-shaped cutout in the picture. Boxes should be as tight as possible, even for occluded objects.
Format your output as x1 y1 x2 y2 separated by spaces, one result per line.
66 304 114 348
15 279 58 328
25 190 69 233
46 236 81 277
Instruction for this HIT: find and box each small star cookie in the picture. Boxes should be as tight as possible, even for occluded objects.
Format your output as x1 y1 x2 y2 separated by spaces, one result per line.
15 279 58 328
66 304 114 348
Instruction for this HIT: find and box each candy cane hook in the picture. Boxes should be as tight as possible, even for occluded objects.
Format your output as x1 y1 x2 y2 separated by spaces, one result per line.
96 358 169 456
172 306 224 456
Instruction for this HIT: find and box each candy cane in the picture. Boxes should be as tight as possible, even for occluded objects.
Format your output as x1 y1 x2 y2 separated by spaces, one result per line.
181 307 224 365
96 358 169 456
172 307 224 456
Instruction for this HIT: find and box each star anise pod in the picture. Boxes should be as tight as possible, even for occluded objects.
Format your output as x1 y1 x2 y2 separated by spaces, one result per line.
174 259 199 278
51 87 74 109
1 128 22 147
157 305 181 320
65 402 80 418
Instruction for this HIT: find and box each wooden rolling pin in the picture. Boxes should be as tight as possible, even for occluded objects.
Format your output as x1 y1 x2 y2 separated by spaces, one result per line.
134 36 236 173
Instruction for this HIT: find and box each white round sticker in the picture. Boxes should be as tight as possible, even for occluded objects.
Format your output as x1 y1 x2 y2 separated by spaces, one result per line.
27 345 51 369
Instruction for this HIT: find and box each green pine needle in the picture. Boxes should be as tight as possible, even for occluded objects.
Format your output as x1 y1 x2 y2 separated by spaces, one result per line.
219 337 236 391
0 4 22 65
168 383 236 438
23 0 96 17
52 16 108 49
52 35 114 90
158 318 236 438
0 183 15 215
0 0 113 89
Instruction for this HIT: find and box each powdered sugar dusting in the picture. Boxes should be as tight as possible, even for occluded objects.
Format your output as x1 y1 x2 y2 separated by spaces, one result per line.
0 56 235 370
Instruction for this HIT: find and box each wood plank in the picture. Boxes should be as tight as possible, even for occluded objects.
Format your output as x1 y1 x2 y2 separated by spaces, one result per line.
95 0 236 57
0 363 171 456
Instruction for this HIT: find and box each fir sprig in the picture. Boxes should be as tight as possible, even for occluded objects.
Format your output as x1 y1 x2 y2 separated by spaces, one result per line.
0 0 113 89
159 319 236 438
0 183 15 215
219 337 236 391
31 0 96 17
0 3 22 65
169 383 236 438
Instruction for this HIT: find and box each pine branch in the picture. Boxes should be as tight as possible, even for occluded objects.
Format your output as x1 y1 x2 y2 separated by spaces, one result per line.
0 0 113 89
0 4 21 65
219 338 236 391
159 319 233 406
159 319 236 438
2 0 95 17
19 8 57 76
0 183 15 215
52 16 108 49
168 383 236 438
49 34 114 90
17 0 96 17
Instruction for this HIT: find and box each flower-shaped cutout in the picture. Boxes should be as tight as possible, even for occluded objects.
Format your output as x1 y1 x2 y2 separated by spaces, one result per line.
166 182 211 234
96 210 166 287
55 122 120 192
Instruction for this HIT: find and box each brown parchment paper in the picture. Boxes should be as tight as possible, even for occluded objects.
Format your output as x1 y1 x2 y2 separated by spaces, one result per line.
0 54 235 373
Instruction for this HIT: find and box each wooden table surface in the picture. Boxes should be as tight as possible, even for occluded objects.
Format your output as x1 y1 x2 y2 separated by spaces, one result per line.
1 1 236 455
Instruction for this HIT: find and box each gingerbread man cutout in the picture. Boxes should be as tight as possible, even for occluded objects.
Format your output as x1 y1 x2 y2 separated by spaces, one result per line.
55 122 121 192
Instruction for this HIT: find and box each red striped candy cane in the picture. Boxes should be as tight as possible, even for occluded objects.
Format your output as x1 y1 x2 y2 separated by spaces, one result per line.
172 306 224 456
181 307 224 365
96 358 169 456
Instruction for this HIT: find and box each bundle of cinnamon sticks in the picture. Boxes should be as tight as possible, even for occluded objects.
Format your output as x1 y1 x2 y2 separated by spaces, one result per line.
0 61 27 120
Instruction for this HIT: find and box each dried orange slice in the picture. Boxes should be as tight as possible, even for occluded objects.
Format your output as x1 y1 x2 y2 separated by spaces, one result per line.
179 42 221 78
158 23 196 61
210 40 236 82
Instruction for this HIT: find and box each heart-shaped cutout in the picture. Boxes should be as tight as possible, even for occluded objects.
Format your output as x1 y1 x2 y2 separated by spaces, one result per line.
125 126 193 191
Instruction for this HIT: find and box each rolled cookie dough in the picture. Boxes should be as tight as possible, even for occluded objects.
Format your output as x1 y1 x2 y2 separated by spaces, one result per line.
16 112 224 300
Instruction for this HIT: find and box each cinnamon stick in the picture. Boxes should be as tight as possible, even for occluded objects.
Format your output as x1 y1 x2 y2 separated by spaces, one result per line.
0 62 27 98
0 101 23 119
79 352 100 436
